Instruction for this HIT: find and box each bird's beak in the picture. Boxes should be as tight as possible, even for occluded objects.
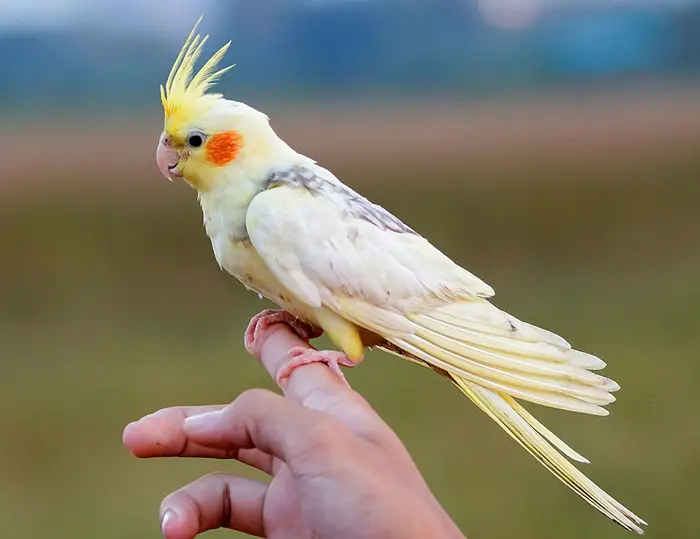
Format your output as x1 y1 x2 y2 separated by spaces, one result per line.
156 133 183 181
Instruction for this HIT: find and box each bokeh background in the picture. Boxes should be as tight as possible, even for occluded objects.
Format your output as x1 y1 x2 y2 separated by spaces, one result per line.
1 1 699 538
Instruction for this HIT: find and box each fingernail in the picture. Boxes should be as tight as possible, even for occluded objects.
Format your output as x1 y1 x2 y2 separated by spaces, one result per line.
183 410 222 433
161 509 176 535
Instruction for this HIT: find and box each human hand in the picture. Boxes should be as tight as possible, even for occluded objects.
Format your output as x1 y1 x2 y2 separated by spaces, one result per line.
123 323 466 539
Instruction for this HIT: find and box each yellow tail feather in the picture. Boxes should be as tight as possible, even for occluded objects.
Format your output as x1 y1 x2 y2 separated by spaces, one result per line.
449 376 647 534
345 295 647 532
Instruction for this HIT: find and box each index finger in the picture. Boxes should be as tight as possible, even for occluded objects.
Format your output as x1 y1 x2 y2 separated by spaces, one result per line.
122 404 277 474
182 388 350 473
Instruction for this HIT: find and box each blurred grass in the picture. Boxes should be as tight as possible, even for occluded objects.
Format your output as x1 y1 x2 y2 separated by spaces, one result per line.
1 123 699 539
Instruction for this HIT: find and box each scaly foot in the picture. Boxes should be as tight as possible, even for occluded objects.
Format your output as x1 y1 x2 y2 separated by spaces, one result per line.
277 347 358 389
245 309 323 357
244 309 360 389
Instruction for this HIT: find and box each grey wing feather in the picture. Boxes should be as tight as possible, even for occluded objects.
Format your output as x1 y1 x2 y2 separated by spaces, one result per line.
266 164 417 235
250 163 495 312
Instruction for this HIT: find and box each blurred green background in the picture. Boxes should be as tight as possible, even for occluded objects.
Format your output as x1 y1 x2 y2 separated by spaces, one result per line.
2 2 700 539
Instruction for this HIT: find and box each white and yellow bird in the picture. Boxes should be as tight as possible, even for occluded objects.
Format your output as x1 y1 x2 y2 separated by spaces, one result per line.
155 20 646 534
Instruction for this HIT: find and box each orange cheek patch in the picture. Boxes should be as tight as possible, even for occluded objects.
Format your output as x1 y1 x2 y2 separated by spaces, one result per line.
206 131 243 166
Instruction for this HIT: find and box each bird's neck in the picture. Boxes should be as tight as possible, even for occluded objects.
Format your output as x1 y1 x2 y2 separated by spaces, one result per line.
198 143 304 243
198 175 262 243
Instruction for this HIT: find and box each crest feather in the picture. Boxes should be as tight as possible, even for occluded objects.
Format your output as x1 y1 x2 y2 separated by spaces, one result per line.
161 16 234 120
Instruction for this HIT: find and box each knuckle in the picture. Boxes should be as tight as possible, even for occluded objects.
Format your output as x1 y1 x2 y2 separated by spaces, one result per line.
200 471 229 483
232 388 275 411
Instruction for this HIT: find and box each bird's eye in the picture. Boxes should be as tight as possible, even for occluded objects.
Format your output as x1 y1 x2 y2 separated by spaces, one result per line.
187 133 204 148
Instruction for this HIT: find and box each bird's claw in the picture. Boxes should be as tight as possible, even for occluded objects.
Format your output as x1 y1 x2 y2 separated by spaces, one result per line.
277 347 354 389
244 309 323 357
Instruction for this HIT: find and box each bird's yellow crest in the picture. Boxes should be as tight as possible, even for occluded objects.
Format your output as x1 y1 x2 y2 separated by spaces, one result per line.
160 16 233 129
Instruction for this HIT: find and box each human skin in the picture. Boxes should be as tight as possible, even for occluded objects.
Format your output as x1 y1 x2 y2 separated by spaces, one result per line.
122 323 467 539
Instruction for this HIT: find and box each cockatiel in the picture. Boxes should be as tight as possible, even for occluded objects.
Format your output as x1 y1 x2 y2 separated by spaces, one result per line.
155 20 646 534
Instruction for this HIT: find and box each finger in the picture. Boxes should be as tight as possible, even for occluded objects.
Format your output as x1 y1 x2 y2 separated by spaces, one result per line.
257 323 348 397
182 388 352 474
124 405 225 458
123 405 275 474
256 324 403 448
160 473 267 539
257 324 361 405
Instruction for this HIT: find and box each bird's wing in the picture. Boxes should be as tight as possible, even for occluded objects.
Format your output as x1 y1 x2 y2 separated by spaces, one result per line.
246 164 647 533
247 163 495 314
247 164 615 415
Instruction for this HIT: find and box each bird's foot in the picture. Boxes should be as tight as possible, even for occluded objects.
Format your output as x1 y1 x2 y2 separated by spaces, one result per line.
244 309 323 357
277 347 358 389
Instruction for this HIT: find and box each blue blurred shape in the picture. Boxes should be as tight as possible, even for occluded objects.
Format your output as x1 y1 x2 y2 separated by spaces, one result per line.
284 2 385 86
539 9 675 77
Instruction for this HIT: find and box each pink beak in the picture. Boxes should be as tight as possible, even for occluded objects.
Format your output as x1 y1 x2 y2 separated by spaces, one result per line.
156 133 182 181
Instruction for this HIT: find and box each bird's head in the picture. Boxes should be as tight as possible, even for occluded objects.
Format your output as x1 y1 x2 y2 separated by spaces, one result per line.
157 18 286 192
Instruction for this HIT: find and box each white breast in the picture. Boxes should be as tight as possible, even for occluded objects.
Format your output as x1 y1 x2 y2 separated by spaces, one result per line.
202 197 308 318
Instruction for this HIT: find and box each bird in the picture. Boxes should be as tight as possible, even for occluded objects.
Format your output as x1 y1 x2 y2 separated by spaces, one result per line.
154 19 647 534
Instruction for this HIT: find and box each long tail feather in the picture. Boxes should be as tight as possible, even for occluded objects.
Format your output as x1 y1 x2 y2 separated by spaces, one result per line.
449 376 647 534
353 295 646 532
